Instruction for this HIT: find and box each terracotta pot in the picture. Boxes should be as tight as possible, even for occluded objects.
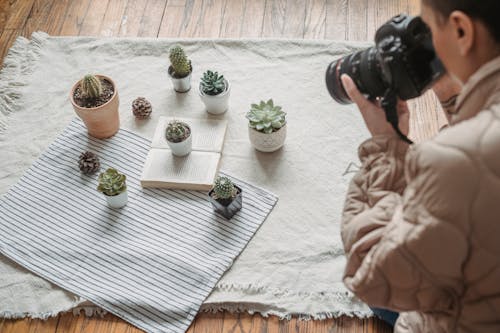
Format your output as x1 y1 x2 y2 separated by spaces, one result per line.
70 75 120 139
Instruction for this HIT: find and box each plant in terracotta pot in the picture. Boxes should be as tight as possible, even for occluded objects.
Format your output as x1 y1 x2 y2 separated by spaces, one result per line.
70 74 120 139
97 168 127 209
199 70 230 114
208 176 243 219
246 99 287 152
168 45 192 93
165 120 192 156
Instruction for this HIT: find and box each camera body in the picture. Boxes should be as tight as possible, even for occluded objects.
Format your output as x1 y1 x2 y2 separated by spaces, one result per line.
326 14 445 104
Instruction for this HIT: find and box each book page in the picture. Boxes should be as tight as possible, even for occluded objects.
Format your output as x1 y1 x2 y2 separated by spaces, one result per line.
151 117 228 153
141 149 220 190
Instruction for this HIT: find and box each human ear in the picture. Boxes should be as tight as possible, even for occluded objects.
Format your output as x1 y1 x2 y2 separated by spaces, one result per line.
449 11 474 56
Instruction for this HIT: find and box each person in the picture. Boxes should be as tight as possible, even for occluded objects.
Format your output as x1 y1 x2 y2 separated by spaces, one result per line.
339 0 500 332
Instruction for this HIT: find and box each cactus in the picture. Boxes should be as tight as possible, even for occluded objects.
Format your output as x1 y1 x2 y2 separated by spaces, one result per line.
200 70 226 95
165 120 191 143
80 74 103 99
97 168 127 196
213 176 237 200
169 45 191 78
246 99 286 134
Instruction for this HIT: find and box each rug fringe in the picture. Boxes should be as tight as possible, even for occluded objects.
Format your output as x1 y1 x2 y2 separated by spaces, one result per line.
0 31 48 139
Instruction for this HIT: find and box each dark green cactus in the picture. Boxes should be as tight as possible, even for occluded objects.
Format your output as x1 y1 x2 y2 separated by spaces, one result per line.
200 70 226 95
81 74 103 99
169 45 191 78
97 168 127 196
165 120 191 143
213 176 237 200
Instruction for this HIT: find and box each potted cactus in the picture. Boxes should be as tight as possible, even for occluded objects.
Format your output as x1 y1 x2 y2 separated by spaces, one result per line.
168 45 192 93
246 99 287 152
208 176 243 219
97 168 127 208
165 120 192 156
199 70 230 114
70 74 120 139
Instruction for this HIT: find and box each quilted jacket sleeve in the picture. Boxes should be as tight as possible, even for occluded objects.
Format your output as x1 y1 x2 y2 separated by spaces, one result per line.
341 135 475 312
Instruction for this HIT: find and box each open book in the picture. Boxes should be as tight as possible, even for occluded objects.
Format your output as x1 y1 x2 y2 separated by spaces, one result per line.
140 116 228 191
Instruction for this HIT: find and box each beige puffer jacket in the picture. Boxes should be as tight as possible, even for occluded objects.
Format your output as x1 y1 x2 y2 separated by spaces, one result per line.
341 55 500 333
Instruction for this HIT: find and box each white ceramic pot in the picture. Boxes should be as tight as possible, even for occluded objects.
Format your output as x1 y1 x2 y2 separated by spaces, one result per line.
199 80 230 114
167 134 192 156
168 66 192 93
248 124 287 152
105 191 128 209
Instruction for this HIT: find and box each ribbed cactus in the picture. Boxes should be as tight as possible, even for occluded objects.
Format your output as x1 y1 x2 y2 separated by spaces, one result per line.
165 120 191 143
80 74 103 99
246 99 287 134
169 45 191 78
213 176 237 200
97 168 127 196
200 70 226 95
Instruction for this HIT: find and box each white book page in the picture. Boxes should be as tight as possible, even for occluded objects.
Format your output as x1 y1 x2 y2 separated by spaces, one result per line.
151 116 227 153
141 149 220 185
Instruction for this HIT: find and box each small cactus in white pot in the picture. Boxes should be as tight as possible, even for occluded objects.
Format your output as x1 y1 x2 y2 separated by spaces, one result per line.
97 168 127 209
168 45 192 93
208 176 243 219
165 120 192 156
246 99 287 152
199 70 230 114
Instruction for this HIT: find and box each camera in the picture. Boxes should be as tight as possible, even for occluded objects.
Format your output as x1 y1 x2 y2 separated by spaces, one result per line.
325 14 445 142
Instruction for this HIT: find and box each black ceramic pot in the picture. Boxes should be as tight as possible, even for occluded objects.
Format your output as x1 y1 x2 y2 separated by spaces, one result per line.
208 185 243 219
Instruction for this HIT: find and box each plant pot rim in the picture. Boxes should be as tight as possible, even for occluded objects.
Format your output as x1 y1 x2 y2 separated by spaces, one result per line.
198 79 230 98
248 122 287 134
70 74 118 111
168 64 193 79
102 189 127 197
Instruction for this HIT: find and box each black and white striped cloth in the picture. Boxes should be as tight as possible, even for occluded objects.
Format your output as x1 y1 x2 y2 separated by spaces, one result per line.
0 119 278 333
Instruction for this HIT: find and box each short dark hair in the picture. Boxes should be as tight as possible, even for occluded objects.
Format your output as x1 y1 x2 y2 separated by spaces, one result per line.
422 0 500 42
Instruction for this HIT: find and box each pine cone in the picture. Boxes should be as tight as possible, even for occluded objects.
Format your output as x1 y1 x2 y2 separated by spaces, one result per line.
78 151 100 175
132 97 152 119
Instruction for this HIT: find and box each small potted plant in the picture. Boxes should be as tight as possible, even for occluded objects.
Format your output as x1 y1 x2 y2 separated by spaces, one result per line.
168 45 192 93
208 176 243 219
97 168 127 209
165 120 192 156
199 70 230 114
70 74 120 139
246 99 287 152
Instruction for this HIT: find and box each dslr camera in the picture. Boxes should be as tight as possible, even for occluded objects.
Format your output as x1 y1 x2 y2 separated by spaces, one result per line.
325 14 445 142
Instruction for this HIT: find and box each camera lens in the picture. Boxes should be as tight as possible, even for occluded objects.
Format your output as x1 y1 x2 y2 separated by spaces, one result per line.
325 57 351 104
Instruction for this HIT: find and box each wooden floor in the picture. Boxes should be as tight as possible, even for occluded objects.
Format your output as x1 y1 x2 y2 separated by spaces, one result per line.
0 0 440 332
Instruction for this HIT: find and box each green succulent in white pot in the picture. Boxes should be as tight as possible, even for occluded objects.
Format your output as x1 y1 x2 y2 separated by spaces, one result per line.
246 99 287 152
97 168 128 208
199 70 230 114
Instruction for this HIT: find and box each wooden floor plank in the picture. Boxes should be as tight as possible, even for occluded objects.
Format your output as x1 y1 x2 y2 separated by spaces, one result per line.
0 0 12 34
59 0 92 36
42 0 70 35
303 0 327 39
137 0 168 37
157 1 185 38
346 0 368 41
117 0 148 37
4 0 35 30
325 0 347 40
98 0 128 37
282 0 306 38
193 312 224 333
261 0 287 38
20 0 56 37
0 29 20 67
219 0 244 38
240 0 266 38
79 0 111 36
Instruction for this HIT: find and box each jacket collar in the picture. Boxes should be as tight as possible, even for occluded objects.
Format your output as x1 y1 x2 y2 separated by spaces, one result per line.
451 55 500 124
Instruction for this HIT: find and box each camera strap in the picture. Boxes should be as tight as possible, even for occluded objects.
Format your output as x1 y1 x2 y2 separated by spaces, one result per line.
381 90 413 144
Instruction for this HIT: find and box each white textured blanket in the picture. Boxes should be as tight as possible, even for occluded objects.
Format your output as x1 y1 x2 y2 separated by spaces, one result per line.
0 32 372 320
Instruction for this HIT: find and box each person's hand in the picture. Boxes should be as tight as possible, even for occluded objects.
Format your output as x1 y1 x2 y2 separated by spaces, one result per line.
340 74 410 138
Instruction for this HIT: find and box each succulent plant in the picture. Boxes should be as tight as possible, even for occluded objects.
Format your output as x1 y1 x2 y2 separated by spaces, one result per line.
200 70 226 95
246 99 286 134
165 120 191 143
169 45 191 78
80 74 102 99
97 168 127 196
213 176 237 200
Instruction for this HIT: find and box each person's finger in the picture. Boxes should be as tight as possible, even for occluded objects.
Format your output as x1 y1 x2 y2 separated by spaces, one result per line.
341 74 370 109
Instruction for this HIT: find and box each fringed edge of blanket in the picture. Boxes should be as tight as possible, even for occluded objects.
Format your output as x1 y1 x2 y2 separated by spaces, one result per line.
0 304 107 320
0 31 48 140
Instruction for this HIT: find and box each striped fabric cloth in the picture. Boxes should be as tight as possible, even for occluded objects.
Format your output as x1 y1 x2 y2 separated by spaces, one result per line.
0 119 278 333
